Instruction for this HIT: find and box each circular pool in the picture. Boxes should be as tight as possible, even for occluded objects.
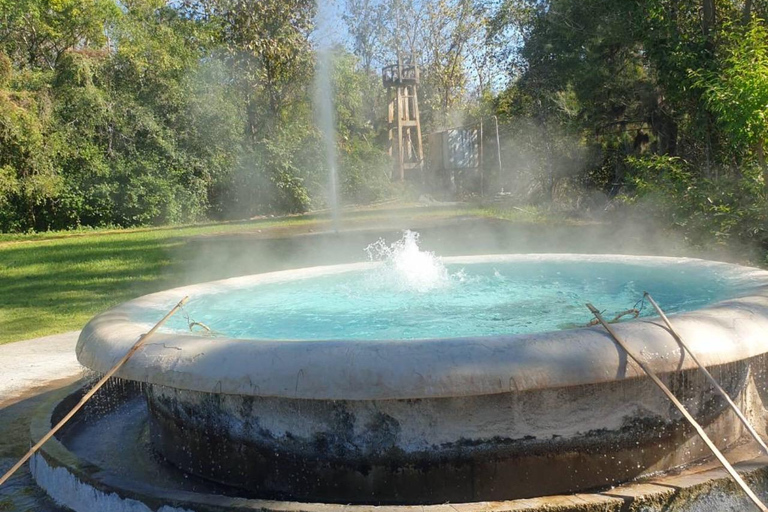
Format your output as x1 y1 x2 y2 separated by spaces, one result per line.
75 253 768 503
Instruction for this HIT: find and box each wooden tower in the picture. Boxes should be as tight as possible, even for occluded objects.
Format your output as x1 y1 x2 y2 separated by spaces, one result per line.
382 56 424 181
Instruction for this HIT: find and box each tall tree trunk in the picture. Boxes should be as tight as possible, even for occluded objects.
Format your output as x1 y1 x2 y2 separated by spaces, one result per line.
757 141 768 189
743 0 753 24
702 0 715 37
651 105 678 156
705 114 713 178
246 94 259 142
701 0 716 177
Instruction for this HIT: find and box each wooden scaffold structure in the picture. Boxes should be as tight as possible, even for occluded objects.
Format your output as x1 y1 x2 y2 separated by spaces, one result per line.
382 55 424 181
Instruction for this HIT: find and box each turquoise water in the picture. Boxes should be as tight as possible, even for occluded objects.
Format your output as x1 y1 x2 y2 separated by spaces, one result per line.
160 260 746 341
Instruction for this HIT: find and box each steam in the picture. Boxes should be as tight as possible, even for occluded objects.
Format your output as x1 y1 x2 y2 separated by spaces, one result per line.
314 0 341 231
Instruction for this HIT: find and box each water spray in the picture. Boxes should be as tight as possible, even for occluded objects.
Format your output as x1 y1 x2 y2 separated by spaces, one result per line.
314 0 341 233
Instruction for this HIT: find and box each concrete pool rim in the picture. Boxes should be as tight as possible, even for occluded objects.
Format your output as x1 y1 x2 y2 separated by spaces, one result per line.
75 253 768 400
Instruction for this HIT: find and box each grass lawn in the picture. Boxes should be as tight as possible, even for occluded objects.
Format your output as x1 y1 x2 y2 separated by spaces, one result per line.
0 204 513 345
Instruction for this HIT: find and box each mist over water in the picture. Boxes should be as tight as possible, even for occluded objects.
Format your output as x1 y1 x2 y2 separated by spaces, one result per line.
157 231 744 341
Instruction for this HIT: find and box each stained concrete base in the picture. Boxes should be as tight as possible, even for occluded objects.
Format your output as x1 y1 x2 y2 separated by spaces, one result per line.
30 381 768 512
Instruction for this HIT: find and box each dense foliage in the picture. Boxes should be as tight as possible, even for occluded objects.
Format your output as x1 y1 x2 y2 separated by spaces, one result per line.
488 0 768 260
2 0 768 263
0 0 396 232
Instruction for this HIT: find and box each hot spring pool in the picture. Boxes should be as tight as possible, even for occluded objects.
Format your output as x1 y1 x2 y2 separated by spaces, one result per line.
117 230 761 343
158 258 750 341
70 243 768 505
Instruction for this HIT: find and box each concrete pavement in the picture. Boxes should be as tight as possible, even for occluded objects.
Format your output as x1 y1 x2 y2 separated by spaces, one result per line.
0 332 82 407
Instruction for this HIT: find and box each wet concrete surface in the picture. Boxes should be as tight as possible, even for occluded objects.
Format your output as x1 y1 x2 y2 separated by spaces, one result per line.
0 388 77 512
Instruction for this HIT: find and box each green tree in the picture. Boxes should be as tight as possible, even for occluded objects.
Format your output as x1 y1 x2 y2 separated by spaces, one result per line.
0 87 59 230
0 0 119 69
344 0 387 75
693 19 768 185
210 0 316 139
421 0 487 126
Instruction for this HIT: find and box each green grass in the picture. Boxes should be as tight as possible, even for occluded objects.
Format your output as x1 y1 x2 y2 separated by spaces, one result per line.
0 204 501 345
0 216 331 344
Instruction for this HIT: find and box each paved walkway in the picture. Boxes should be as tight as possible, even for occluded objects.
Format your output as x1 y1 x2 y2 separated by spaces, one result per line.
0 332 82 405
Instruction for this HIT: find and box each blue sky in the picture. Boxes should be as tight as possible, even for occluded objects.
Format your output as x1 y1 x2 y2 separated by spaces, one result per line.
314 0 352 49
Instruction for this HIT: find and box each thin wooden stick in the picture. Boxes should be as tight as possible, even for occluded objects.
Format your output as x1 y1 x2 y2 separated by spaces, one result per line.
587 303 768 512
0 296 189 488
644 292 768 457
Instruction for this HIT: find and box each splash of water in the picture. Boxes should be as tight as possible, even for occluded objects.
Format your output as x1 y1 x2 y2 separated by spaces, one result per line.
364 230 450 292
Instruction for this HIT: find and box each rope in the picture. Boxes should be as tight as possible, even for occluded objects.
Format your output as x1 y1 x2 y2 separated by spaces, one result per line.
180 303 219 337
585 294 646 327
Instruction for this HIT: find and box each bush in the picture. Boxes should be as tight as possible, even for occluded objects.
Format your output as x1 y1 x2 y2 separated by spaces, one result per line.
340 139 393 204
223 136 313 220
0 52 11 87
622 155 768 254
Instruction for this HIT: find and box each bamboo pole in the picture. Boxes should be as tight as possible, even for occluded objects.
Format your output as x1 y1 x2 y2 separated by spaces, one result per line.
644 292 768 457
587 303 768 511
0 296 189 488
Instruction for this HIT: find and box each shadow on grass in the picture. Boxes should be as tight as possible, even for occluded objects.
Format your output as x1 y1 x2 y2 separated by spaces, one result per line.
0 236 194 343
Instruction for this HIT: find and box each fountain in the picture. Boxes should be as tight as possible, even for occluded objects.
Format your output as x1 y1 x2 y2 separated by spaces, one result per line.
16 6 768 507
314 0 340 232
25 231 768 511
